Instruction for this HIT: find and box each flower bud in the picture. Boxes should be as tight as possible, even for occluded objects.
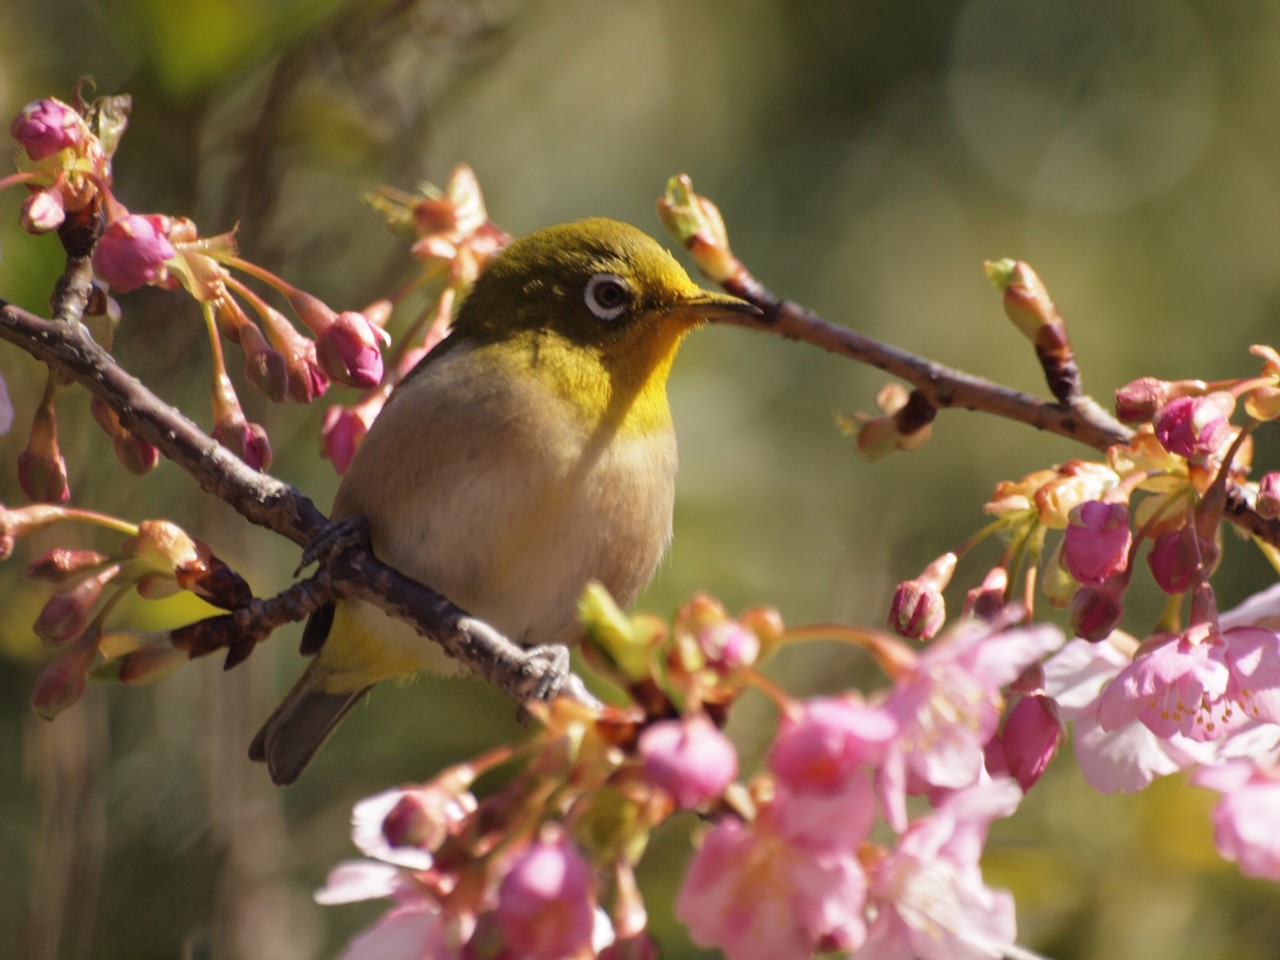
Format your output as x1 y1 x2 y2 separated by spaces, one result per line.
93 214 176 292
1069 578 1125 641
696 620 759 674
18 420 70 504
26 548 109 583
213 416 272 470
657 175 737 283
1153 392 1235 458
239 322 289 402
21 186 67 234
30 651 89 720
320 402 379 474
496 833 596 960
888 553 956 641
103 642 188 686
112 434 160 474
1114 377 1171 424
316 311 387 389
11 98 85 161
1061 500 1132 585
1258 473 1280 520
124 519 200 573
996 694 1062 792
34 565 117 646
579 581 655 682
638 715 738 809
963 566 1009 621
1146 525 1210 595
983 258 1059 341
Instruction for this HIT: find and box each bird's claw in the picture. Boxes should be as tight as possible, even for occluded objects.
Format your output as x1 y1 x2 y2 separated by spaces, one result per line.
294 515 371 576
519 643 572 702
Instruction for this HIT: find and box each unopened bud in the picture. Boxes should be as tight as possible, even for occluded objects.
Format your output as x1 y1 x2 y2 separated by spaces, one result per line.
34 564 118 646
1259 473 1280 521
963 566 1010 621
316 311 387 389
1061 501 1132 585
21 186 66 234
658 175 737 283
26 548 109 583
93 214 176 292
1153 392 1235 458
983 259 1058 340
11 98 85 161
1069 579 1125 641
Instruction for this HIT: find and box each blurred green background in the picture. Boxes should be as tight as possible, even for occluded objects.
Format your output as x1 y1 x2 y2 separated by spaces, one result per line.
3 0 1280 958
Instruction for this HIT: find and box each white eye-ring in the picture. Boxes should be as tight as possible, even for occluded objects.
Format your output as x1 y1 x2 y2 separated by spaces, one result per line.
584 272 631 321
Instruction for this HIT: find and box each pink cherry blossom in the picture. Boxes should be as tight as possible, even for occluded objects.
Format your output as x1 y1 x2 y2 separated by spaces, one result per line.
768 696 897 794
351 785 476 871
677 807 867 960
878 617 1063 824
638 715 738 809
1061 500 1131 585
496 834 597 960
1191 762 1280 881
1043 638 1215 793
861 779 1020 960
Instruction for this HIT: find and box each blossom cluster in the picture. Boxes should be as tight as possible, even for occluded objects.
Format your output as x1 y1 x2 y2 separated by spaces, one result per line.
4 90 511 493
317 588 1067 960
0 502 250 718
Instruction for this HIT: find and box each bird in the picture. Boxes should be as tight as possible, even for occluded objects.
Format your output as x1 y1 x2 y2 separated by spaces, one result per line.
249 217 758 784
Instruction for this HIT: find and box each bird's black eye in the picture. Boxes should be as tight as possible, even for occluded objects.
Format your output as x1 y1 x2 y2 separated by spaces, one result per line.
584 272 631 321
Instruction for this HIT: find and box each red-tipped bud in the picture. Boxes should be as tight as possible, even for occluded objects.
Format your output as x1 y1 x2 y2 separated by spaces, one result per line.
1068 578 1125 641
21 186 66 234
92 214 176 292
657 174 737 283
888 553 955 640
963 566 1010 621
1115 377 1172 424
1061 500 1132 585
1258 473 1280 520
213 417 272 470
112 434 160 474
316 311 387 389
1153 392 1235 458
18 399 70 504
11 98 85 161
26 548 109 583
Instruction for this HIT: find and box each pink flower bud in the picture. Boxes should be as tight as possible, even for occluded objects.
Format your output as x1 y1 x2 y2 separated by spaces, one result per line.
1114 377 1172 424
113 434 160 474
888 556 956 641
116 643 188 685
996 694 1061 792
31 653 89 720
963 566 1009 621
18 445 70 504
696 620 759 674
1061 500 1132 585
638 715 738 809
321 401 380 474
10 98 84 161
1259 473 1280 521
1069 579 1125 641
316 311 386 388
92 215 176 292
1153 392 1235 458
34 565 117 646
238 322 289 402
21 186 66 234
1146 526 1214 595
496 834 596 960
213 417 273 470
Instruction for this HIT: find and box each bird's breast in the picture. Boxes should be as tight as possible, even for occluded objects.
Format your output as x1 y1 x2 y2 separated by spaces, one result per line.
330 340 678 672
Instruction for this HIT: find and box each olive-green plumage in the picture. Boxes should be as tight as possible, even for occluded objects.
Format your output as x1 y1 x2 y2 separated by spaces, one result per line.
249 218 756 784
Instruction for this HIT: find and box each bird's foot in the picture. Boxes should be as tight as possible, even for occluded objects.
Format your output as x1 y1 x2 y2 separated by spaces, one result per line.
517 643 573 702
294 515 371 576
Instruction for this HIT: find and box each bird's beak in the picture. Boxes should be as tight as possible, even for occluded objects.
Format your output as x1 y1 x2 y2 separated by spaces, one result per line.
662 289 762 325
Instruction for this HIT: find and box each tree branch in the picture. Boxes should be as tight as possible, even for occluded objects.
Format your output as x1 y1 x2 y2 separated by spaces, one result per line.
0 300 593 707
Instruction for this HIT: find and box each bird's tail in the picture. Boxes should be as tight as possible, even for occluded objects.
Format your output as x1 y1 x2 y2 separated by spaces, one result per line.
249 658 370 786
